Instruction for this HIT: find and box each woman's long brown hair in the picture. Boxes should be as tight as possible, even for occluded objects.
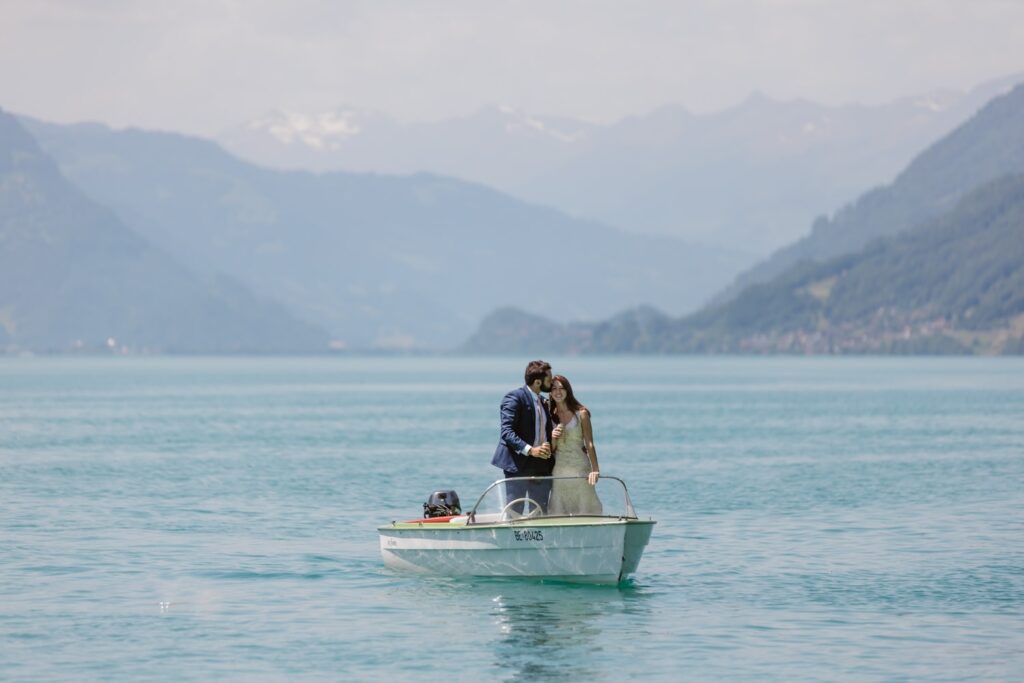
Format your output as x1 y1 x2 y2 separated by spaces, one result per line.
550 374 587 423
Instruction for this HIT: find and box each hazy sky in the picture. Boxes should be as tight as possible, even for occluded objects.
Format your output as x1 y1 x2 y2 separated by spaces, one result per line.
3 0 1024 136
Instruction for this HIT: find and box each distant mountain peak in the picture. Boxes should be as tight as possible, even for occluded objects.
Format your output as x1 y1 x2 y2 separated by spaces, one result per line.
736 90 776 109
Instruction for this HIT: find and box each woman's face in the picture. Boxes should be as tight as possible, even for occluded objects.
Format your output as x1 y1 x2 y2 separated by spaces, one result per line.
550 381 567 404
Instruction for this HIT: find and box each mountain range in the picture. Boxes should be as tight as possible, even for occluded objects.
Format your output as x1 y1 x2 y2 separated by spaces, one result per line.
717 77 1024 303
0 110 328 353
19 116 746 350
6 76 1023 355
463 84 1024 355
218 75 1022 256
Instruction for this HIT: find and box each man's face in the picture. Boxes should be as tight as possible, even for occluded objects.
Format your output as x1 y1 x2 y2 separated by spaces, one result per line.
541 371 553 392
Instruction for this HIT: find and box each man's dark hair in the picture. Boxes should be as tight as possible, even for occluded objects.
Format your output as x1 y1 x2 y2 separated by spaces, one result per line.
524 360 552 386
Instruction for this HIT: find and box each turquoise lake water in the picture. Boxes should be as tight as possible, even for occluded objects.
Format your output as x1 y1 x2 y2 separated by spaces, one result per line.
1 356 1022 681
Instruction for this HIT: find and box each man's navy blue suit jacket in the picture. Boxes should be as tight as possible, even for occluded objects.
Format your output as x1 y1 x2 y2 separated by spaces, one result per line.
491 386 555 475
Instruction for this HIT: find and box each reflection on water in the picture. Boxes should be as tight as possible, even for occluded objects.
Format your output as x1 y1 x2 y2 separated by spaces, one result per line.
489 583 652 682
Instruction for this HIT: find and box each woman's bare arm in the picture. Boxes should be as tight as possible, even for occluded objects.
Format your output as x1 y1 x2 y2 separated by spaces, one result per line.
580 409 600 485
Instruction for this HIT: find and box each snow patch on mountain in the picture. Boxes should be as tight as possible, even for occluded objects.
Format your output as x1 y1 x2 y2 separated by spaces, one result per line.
495 104 588 143
913 92 957 113
247 110 363 150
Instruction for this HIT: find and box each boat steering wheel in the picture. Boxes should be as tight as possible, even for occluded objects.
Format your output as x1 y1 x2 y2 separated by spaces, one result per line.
501 497 544 520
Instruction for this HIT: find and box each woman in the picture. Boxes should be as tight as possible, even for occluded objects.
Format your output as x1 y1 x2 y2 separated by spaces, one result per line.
548 375 602 515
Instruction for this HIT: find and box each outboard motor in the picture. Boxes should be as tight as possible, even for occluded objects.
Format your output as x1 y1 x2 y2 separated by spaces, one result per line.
423 490 461 518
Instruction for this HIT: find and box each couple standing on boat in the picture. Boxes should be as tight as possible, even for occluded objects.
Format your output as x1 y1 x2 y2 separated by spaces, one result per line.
491 360 603 515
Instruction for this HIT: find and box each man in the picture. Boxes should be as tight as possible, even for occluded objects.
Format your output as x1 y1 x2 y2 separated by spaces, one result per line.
491 360 555 513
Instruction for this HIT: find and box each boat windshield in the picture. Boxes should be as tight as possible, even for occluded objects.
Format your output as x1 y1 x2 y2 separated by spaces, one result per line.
466 475 638 524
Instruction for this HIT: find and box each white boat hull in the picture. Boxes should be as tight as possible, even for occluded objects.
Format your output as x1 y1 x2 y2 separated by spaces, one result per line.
379 518 655 585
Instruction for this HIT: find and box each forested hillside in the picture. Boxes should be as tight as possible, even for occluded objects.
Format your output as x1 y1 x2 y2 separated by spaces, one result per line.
464 174 1024 354
717 82 1024 303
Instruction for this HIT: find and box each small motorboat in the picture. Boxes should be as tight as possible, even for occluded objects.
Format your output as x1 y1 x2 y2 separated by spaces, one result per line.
378 475 656 585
